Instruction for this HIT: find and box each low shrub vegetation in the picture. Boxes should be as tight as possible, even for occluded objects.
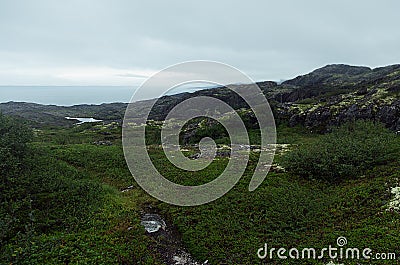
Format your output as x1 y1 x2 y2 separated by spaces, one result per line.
282 120 399 182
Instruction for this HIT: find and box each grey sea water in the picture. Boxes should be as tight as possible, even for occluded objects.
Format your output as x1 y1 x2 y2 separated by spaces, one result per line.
0 86 135 106
0 84 214 106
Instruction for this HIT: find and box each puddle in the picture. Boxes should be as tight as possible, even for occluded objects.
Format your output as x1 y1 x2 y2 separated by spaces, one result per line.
140 210 208 265
141 213 166 233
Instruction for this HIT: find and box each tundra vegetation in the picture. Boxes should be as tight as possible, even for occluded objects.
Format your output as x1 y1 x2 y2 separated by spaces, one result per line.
1 111 399 264
1 64 400 264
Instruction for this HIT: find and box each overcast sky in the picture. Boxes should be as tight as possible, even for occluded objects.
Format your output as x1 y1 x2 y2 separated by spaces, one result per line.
1 0 399 104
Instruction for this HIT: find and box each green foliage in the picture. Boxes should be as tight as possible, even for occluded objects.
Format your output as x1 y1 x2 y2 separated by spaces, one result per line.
178 115 262 146
164 172 334 264
0 113 33 245
145 125 162 145
35 123 121 145
276 123 315 144
0 113 32 173
296 98 318 104
1 184 158 265
282 121 400 182
178 117 229 145
2 113 400 264
161 154 400 264
0 115 157 264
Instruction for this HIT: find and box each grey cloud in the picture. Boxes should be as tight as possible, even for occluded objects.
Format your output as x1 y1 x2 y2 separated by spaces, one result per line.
0 0 399 85
116 73 150 78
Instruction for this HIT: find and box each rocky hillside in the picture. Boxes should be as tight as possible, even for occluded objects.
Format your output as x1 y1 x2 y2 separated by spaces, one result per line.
274 64 400 131
124 63 400 132
1 64 399 131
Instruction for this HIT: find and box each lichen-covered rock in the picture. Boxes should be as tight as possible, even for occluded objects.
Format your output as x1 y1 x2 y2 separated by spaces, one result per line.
386 187 400 212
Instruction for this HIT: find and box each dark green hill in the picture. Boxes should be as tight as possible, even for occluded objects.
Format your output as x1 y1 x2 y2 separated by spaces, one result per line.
0 102 127 127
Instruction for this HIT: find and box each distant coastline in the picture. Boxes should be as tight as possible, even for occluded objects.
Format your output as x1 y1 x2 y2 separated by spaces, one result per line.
0 84 216 106
0 86 134 106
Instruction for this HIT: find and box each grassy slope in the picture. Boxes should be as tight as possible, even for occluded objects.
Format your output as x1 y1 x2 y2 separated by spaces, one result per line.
1 125 161 264
2 123 400 264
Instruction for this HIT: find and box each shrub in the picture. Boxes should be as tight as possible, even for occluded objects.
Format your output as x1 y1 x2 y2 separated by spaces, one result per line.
0 113 32 174
0 113 33 245
0 114 104 244
282 121 399 182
